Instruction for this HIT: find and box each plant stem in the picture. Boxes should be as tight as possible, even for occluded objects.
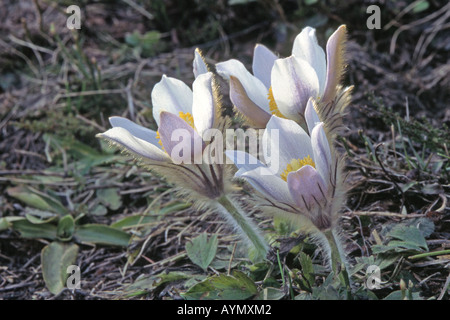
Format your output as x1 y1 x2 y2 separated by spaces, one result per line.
323 229 351 290
408 249 450 260
215 195 268 261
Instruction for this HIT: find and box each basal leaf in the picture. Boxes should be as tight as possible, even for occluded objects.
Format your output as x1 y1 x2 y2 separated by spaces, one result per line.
10 218 57 240
41 242 79 295
74 224 131 246
111 214 158 230
57 215 75 241
96 188 122 211
389 226 428 251
182 271 257 300
7 186 68 216
186 233 218 271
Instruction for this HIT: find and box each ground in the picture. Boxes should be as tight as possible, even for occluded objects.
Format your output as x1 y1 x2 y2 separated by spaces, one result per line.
0 0 449 300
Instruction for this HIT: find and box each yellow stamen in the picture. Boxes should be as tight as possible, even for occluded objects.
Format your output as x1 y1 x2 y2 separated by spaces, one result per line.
178 111 195 128
155 130 165 151
280 155 315 181
268 86 286 118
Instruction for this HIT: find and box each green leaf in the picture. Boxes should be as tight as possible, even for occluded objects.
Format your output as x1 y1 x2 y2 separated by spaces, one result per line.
383 290 422 300
412 0 429 13
24 209 58 224
96 188 122 211
258 287 286 300
41 242 79 295
389 225 428 251
298 252 315 288
57 215 75 241
74 224 131 247
186 233 218 271
7 186 68 216
10 218 57 240
111 214 158 230
0 216 23 231
182 271 258 300
121 271 190 298
157 201 191 215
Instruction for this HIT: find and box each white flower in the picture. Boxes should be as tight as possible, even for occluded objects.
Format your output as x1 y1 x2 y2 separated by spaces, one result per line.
97 67 225 198
216 25 347 128
226 101 341 231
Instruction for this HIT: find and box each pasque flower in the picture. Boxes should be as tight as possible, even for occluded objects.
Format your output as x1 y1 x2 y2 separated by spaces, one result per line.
216 25 349 130
226 102 349 279
226 101 344 232
97 49 269 260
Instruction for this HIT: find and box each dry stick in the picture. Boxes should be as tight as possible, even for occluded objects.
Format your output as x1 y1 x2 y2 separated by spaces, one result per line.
348 211 424 219
389 3 450 55
374 143 406 213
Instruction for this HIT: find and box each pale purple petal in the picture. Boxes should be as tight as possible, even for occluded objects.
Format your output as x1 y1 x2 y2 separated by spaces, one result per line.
310 122 332 181
304 98 321 136
159 111 204 164
97 127 170 162
322 25 347 103
252 44 278 89
287 165 328 211
271 56 320 122
193 48 209 78
151 75 193 126
229 76 271 128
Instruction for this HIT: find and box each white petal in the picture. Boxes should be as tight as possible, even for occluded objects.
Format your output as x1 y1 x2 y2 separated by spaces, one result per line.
192 72 215 137
292 27 327 94
225 150 264 176
193 48 209 78
237 165 294 206
263 116 314 176
252 44 277 89
109 116 161 149
151 75 193 126
216 59 270 113
304 98 320 136
97 127 170 162
310 122 332 182
271 57 320 122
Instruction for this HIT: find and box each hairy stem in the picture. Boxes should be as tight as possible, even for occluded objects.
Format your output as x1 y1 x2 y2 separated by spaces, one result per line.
323 229 351 290
215 195 269 261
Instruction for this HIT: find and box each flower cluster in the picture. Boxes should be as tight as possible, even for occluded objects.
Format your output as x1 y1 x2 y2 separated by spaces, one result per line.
97 25 352 274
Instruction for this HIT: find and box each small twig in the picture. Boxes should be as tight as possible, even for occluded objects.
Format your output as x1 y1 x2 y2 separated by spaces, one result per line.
374 143 406 213
438 273 450 300
347 211 424 219
121 0 154 20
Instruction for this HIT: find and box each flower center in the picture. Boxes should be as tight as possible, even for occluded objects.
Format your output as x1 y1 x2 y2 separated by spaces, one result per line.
280 155 315 182
178 111 195 128
268 86 286 118
156 111 195 151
